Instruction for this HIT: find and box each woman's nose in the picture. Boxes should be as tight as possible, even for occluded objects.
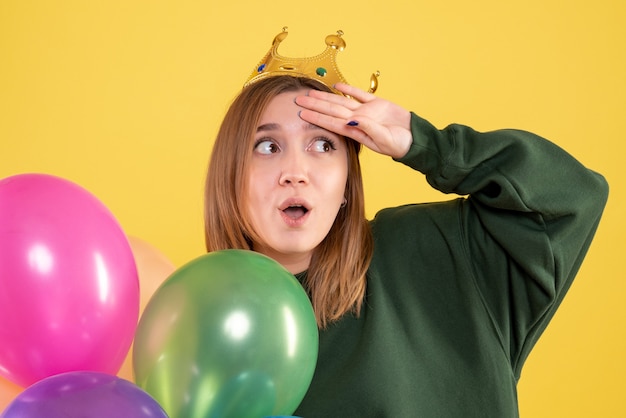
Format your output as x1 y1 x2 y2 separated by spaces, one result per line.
278 153 309 186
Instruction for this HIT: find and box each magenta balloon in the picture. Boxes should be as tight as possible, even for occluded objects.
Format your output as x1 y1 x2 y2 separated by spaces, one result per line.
0 174 139 387
0 371 169 418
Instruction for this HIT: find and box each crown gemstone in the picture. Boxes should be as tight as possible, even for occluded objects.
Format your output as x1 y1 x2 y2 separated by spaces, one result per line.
316 67 327 77
257 64 266 72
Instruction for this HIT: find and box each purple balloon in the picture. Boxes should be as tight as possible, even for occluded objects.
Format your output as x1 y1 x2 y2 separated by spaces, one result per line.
0 371 169 417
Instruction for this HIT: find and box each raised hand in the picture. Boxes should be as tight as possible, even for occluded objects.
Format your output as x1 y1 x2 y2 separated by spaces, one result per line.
295 83 412 159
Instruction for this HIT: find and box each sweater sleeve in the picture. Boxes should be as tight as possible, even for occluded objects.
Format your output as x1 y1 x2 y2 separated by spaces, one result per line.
397 112 609 378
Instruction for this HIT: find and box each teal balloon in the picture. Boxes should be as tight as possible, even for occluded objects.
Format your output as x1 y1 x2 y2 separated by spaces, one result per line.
132 250 318 418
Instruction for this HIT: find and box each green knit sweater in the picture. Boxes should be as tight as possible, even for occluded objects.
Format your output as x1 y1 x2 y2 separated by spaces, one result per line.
294 113 608 417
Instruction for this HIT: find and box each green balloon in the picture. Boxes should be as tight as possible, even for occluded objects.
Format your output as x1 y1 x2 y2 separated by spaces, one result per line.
132 250 318 418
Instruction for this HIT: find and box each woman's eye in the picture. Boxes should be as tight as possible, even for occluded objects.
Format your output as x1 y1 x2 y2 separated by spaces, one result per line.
309 139 336 153
254 140 279 155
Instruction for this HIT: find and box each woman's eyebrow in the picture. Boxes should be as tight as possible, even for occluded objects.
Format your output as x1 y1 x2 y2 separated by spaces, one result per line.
256 122 325 132
256 123 279 132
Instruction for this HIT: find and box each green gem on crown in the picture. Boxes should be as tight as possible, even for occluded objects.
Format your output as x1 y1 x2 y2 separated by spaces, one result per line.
316 67 327 77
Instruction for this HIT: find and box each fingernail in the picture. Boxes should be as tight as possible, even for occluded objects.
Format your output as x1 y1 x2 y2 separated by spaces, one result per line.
346 120 359 126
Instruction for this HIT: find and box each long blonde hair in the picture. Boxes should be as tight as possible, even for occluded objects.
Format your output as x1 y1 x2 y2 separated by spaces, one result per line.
204 76 373 328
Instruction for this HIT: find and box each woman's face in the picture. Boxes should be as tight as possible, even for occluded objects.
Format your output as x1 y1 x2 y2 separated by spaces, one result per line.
246 89 349 273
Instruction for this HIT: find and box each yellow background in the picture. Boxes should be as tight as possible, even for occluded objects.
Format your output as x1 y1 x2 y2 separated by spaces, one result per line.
1 0 624 416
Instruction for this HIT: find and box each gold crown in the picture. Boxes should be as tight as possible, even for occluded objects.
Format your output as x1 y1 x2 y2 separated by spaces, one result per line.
244 27 379 95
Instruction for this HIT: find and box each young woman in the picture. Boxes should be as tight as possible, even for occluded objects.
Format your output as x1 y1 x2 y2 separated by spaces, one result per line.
204 75 608 417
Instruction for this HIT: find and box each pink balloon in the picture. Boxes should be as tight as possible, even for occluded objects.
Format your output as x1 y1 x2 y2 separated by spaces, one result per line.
0 173 139 387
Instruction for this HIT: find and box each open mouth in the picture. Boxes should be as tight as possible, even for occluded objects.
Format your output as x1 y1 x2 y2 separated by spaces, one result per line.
282 204 309 220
